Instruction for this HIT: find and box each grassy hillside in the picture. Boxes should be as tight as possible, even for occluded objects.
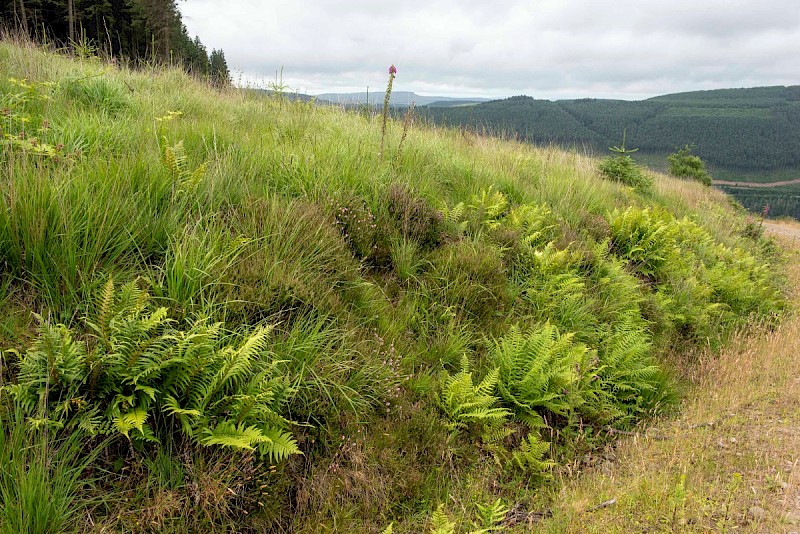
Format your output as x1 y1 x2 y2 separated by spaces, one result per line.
0 39 789 532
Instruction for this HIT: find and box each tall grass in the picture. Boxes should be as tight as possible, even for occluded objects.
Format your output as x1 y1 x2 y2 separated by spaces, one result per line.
0 405 107 533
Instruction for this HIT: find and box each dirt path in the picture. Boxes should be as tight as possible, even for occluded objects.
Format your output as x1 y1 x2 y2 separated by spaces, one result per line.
764 221 800 244
713 178 800 188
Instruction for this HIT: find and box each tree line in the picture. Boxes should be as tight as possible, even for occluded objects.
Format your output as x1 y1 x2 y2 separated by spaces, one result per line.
2 0 230 85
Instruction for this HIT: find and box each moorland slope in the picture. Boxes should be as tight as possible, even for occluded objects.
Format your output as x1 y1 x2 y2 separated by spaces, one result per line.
0 40 789 532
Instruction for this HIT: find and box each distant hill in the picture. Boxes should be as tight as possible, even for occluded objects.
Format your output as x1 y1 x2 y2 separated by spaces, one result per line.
418 86 800 218
418 87 800 172
315 91 490 107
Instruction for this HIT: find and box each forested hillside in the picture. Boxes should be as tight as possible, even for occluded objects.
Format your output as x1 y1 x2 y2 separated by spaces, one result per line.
419 87 800 173
418 87 800 219
1 0 229 83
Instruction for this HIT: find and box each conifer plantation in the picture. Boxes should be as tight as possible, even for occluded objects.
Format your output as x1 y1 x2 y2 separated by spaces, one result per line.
2 0 230 82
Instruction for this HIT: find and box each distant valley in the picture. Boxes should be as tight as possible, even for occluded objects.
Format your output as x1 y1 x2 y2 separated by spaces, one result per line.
414 86 800 218
314 90 489 107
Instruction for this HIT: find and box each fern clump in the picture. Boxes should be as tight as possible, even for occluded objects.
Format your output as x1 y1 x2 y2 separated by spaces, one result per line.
437 356 511 439
5 280 300 462
490 325 588 428
581 318 669 425
608 206 785 343
427 500 508 534
510 432 556 479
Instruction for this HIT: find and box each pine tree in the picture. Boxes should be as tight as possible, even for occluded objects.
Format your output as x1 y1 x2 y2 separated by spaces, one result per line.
209 48 230 87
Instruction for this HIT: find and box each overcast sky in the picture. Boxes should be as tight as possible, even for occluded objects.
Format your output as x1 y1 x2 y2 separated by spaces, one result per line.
179 0 800 100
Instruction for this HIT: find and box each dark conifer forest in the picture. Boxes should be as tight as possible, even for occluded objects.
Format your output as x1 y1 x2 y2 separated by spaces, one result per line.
1 0 229 83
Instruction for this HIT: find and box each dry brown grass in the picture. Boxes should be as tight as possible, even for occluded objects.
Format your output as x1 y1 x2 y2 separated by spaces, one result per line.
536 234 800 533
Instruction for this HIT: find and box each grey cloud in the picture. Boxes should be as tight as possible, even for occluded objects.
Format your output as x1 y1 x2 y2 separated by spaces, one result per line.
180 0 800 100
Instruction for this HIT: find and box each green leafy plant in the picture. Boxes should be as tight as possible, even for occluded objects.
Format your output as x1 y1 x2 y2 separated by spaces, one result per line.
490 324 587 428
427 500 509 534
608 206 682 282
469 186 510 231
583 318 667 425
5 279 301 462
161 137 208 193
510 432 556 479
598 130 652 192
667 144 712 186
1 77 74 161
437 355 511 438
430 504 457 534
474 499 510 532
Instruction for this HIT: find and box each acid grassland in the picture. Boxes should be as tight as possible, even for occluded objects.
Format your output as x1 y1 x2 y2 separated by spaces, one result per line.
0 39 790 532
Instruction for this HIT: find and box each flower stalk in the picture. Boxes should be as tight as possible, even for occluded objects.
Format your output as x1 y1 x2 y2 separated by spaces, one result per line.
380 64 397 158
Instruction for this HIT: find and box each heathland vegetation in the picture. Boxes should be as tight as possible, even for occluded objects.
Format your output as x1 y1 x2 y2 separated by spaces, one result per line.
0 39 791 532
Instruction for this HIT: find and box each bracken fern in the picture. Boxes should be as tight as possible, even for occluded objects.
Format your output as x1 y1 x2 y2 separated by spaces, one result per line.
6 279 301 462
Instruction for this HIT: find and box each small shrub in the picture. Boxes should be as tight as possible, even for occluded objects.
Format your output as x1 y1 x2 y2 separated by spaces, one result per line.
386 183 444 250
598 155 653 192
331 193 392 269
598 130 652 192
741 215 765 240
667 145 712 186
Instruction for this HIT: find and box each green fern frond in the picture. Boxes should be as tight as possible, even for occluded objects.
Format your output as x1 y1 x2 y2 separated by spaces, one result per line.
511 432 556 478
475 499 509 532
259 426 302 462
492 324 586 427
430 505 456 534
199 421 268 451
438 356 511 434
161 137 208 192
162 395 201 417
469 186 509 228
114 407 148 437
